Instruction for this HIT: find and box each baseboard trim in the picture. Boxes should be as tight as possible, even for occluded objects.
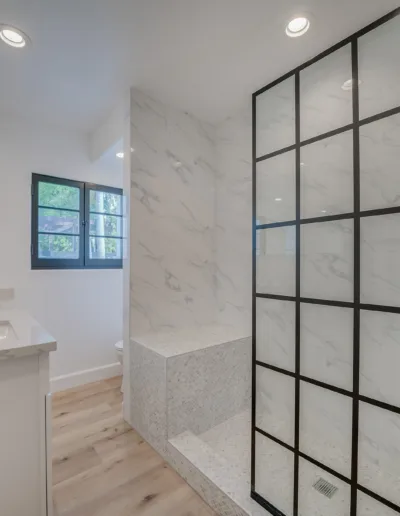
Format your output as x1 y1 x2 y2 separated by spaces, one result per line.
51 362 122 392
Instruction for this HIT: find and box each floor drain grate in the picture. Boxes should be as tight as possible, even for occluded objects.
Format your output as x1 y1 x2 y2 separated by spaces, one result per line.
313 477 338 499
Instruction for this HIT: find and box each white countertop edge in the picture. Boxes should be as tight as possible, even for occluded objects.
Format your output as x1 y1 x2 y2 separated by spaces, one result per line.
0 310 57 357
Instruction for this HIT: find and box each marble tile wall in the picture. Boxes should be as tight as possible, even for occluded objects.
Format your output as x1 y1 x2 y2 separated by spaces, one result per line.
130 88 217 336
214 107 252 333
129 89 253 337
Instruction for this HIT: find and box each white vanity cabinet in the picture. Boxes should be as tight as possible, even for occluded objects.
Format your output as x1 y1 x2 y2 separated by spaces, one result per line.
0 311 57 516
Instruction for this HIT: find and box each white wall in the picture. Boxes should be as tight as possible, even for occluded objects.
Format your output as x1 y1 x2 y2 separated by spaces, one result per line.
0 114 123 390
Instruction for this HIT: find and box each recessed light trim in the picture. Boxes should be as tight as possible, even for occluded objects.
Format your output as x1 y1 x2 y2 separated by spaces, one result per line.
116 152 124 159
286 16 310 38
0 25 29 48
341 79 362 91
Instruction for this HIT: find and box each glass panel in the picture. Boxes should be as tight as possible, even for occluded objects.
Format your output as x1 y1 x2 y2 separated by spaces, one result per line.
360 310 400 408
301 220 354 302
300 381 352 477
256 298 296 372
89 214 122 237
256 150 296 224
256 366 295 446
300 45 352 141
359 402 400 506
89 237 122 260
256 226 296 296
300 131 353 218
38 234 79 259
90 190 122 215
360 113 400 211
359 15 400 120
38 208 80 234
298 458 350 516
301 304 353 391
255 432 294 516
38 181 79 210
256 76 295 158
358 491 399 516
361 214 400 306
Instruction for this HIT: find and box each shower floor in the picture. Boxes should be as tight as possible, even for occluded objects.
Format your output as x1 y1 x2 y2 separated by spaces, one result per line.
169 410 268 516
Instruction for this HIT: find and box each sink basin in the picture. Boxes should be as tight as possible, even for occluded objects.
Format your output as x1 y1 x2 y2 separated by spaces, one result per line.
0 321 17 341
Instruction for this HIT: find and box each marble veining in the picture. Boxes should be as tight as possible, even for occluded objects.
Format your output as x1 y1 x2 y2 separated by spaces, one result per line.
361 213 400 307
359 15 400 120
300 45 353 141
300 131 353 218
301 219 354 302
256 298 296 372
360 310 400 408
358 402 400 506
360 113 400 211
256 150 296 224
300 381 352 478
130 89 217 336
300 303 353 391
256 77 295 158
256 365 295 446
215 107 252 333
256 225 296 297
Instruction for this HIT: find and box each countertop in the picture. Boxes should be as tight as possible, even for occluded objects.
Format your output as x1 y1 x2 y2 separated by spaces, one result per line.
0 310 57 359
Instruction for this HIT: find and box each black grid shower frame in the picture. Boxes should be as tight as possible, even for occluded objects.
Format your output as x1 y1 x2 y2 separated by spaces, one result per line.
251 7 400 516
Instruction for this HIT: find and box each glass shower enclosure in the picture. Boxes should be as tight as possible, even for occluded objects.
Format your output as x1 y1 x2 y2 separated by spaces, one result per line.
252 8 400 516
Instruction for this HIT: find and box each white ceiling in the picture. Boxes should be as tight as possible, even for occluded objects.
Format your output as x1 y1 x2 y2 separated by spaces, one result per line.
0 0 398 133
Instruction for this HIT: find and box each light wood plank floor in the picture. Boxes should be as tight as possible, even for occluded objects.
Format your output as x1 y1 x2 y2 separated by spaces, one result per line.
52 376 216 516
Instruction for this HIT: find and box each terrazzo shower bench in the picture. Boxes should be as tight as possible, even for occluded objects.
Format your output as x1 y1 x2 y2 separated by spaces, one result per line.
129 325 262 516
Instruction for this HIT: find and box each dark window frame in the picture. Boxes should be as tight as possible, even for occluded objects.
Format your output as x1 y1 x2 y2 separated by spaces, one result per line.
31 173 123 270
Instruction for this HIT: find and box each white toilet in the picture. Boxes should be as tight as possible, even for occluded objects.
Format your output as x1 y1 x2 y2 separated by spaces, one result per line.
115 340 123 392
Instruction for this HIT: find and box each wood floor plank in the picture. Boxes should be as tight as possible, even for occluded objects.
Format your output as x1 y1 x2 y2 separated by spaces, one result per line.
52 377 216 516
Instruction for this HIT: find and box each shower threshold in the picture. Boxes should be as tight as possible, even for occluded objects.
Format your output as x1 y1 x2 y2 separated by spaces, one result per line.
167 410 269 516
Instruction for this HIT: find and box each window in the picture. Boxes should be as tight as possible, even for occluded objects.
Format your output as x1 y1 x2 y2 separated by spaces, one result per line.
31 174 123 269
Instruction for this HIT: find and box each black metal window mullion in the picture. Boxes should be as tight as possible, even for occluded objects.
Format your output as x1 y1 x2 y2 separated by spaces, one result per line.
350 36 361 516
293 70 301 516
250 89 257 493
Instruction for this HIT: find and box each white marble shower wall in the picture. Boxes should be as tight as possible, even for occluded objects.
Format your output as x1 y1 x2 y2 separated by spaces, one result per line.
215 107 253 333
130 88 217 335
130 87 254 338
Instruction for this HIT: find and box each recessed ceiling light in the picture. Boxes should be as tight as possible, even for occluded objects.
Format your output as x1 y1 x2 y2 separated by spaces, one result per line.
0 25 29 48
341 79 362 91
275 198 282 202
321 210 327 214
174 161 182 168
286 17 310 38
116 152 124 159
